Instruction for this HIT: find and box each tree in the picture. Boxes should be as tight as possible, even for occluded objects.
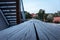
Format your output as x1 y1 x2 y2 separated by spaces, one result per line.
43 13 49 22
37 9 45 21
47 14 54 22
24 11 32 19
54 13 58 17
57 11 60 16
54 11 60 17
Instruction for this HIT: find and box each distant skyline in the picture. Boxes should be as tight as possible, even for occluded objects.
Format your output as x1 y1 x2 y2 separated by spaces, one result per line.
23 0 60 13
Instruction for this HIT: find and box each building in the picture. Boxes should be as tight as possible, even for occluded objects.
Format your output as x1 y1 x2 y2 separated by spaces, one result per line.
31 13 38 18
53 17 60 23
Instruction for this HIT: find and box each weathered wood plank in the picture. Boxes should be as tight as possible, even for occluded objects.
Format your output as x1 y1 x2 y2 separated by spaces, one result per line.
0 19 60 40
0 21 36 40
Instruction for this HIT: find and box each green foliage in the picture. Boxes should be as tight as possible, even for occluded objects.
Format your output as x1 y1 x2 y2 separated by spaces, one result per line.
44 14 48 20
24 10 60 23
47 14 54 22
37 9 45 20
54 11 60 17
24 11 32 19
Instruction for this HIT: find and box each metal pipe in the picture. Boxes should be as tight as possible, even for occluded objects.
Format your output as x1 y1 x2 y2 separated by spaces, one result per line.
0 9 9 25
20 0 26 21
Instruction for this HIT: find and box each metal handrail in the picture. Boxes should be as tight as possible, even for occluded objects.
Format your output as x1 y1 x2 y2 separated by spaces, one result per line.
20 0 26 21
0 9 9 25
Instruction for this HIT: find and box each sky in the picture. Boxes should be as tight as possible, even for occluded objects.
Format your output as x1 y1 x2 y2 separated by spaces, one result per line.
23 0 60 13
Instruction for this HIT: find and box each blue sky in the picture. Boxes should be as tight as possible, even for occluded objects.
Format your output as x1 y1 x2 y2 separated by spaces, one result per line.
23 0 60 13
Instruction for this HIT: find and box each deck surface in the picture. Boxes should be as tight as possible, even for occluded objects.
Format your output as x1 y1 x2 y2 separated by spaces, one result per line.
0 19 60 40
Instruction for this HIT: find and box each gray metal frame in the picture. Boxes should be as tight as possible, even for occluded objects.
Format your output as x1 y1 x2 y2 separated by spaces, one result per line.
20 0 26 21
0 9 9 25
